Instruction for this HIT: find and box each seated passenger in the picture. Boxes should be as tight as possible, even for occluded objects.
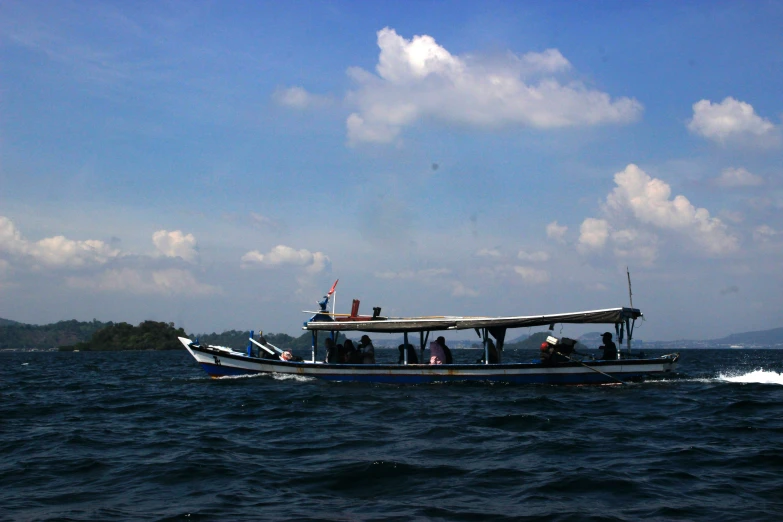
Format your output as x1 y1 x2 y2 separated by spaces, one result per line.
437 336 453 364
476 338 499 364
538 340 555 364
324 337 338 364
358 335 376 364
398 343 419 364
343 339 359 363
598 332 618 360
429 339 446 364
280 350 302 361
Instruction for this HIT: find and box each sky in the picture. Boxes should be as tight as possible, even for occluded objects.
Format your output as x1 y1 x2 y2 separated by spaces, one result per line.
1 0 782 341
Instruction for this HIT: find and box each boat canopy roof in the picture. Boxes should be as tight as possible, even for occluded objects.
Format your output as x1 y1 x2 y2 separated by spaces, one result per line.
304 307 642 334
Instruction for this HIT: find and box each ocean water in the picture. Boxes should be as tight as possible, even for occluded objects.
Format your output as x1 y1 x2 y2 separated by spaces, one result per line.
1 348 782 521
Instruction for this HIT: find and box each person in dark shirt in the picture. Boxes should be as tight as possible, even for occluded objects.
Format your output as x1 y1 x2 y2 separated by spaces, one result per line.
599 332 618 360
343 339 359 363
398 343 419 364
324 337 338 364
476 338 499 364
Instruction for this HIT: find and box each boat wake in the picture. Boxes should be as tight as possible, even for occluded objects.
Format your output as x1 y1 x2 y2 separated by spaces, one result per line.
215 372 314 383
214 373 267 381
717 369 783 385
271 373 315 383
646 369 783 386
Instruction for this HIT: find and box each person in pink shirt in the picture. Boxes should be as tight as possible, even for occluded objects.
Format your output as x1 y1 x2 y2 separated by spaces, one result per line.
429 340 446 364
429 336 452 364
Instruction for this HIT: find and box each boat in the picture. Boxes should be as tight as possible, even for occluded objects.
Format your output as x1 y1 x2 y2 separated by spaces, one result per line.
179 282 679 385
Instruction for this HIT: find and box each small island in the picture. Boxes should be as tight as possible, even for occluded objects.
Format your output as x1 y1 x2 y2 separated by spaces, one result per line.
59 321 188 351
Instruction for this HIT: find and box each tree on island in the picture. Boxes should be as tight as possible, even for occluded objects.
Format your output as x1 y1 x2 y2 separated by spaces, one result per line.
59 321 187 351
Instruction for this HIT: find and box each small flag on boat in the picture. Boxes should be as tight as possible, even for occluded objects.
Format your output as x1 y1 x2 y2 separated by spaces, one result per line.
327 279 339 296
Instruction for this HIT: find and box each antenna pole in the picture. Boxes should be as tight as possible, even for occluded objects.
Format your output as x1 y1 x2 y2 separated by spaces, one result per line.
626 267 634 356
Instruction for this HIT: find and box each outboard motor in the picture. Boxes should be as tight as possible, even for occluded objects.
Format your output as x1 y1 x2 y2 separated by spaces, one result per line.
540 336 577 364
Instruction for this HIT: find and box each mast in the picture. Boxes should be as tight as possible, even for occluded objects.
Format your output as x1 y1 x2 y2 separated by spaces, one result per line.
626 267 633 355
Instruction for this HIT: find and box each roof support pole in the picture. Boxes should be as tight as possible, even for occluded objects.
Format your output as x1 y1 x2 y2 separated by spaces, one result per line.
311 330 317 363
403 331 409 365
483 328 489 365
420 331 430 365
614 322 624 360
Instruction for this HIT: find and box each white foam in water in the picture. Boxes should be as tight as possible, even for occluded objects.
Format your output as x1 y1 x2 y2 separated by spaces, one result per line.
271 373 314 382
216 373 266 380
215 372 314 382
718 369 783 385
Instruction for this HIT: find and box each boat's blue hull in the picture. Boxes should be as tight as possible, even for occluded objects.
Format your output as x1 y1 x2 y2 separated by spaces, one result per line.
198 361 655 384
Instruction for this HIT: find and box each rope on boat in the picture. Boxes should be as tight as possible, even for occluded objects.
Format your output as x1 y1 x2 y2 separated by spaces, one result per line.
554 351 628 386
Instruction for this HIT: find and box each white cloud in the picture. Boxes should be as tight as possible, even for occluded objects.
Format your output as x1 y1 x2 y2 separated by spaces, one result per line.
688 97 778 145
546 221 568 242
476 248 501 258
0 217 23 249
346 28 642 144
241 245 330 273
579 164 738 259
610 228 659 266
273 86 330 109
608 164 737 254
0 216 219 297
715 167 764 188
517 250 550 262
513 265 550 284
152 230 198 263
578 218 610 251
0 216 120 268
753 225 778 243
375 268 451 279
67 268 219 296
249 212 283 232
450 281 479 297
373 268 474 296
720 210 744 224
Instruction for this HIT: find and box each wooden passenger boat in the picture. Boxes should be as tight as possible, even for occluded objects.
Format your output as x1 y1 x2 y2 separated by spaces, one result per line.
180 283 679 385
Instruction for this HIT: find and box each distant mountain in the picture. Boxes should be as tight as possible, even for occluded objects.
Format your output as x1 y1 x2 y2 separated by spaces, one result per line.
0 317 21 327
712 327 783 346
1 319 112 350
505 331 550 350
505 331 591 352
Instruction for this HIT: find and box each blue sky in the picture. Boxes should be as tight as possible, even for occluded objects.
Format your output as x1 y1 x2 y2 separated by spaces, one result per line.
1 0 781 340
